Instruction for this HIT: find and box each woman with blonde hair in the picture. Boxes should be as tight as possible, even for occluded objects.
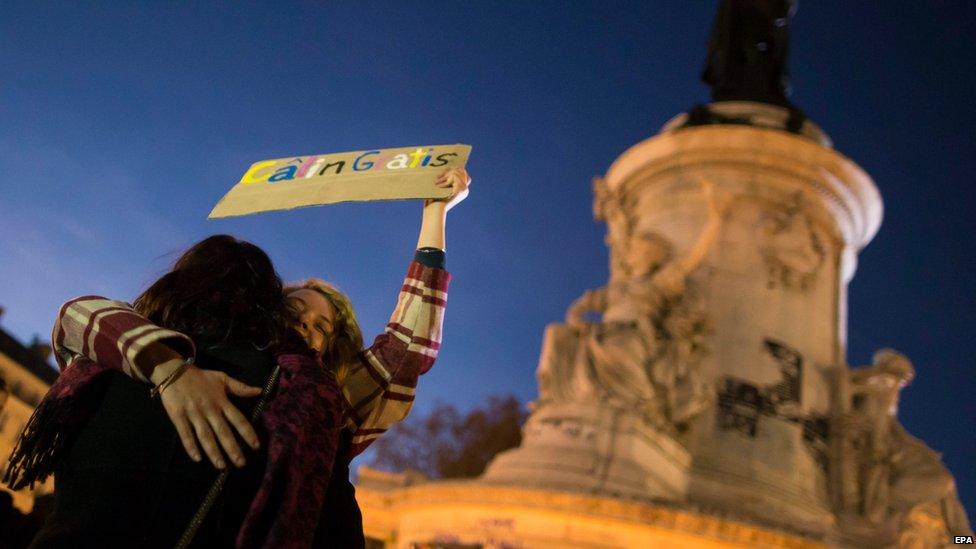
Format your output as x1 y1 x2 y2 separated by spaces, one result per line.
286 278 364 386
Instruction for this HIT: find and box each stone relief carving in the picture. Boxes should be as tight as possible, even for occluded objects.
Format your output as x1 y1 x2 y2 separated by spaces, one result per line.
593 176 634 282
841 349 914 524
837 349 973 544
547 178 728 432
757 192 826 292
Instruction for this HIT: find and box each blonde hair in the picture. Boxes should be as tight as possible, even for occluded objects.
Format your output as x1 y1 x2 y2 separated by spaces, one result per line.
285 278 364 384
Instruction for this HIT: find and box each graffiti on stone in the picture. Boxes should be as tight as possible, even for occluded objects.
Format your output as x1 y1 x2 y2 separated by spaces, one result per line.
716 378 768 436
765 338 802 408
716 338 805 438
714 338 832 467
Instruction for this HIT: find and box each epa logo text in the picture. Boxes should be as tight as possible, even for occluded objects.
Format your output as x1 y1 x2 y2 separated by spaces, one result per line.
954 535 974 544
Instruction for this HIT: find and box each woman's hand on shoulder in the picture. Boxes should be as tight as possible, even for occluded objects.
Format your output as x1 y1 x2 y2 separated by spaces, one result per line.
151 359 262 470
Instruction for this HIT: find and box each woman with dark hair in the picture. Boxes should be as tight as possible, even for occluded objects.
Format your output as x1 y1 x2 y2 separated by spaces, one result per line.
6 234 341 547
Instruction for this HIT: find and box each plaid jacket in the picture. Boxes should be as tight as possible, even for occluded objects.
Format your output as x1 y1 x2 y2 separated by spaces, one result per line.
52 259 450 458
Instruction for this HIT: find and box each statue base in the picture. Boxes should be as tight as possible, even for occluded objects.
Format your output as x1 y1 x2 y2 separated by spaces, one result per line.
663 101 832 147
355 474 832 549
481 401 690 501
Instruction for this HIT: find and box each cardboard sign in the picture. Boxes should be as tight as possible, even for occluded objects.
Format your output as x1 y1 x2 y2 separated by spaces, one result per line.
208 144 471 219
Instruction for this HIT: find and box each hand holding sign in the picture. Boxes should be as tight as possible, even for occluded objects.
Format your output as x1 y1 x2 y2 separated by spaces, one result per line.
429 168 471 213
209 144 471 219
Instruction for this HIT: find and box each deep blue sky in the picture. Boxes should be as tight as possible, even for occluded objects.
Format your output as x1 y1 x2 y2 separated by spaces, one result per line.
1 1 973 522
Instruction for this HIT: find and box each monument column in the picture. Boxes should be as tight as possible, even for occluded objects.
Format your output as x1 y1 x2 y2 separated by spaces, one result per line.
605 106 880 535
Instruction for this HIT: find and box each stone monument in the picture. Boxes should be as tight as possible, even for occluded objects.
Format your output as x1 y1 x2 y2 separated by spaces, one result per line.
357 2 972 547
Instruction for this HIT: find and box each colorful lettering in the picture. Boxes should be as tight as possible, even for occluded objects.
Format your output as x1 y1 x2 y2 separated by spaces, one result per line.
269 165 297 182
317 160 345 175
240 161 276 184
354 151 380 171
386 154 409 169
236 146 466 186
408 148 428 168
428 152 458 167
295 156 318 178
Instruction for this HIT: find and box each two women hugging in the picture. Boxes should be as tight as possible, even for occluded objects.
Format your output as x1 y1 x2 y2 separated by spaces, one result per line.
4 168 471 548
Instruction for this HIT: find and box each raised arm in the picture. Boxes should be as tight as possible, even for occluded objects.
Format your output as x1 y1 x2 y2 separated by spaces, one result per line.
342 258 450 457
341 168 468 457
675 177 727 276
565 287 608 325
415 167 469 250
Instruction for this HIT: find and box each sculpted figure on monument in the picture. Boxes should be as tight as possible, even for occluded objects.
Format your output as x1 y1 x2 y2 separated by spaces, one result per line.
757 192 826 291
561 179 727 430
593 176 634 281
843 349 915 524
535 177 632 406
841 349 973 543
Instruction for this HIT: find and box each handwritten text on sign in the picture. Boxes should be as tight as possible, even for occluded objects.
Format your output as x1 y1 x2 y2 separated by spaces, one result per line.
208 144 471 219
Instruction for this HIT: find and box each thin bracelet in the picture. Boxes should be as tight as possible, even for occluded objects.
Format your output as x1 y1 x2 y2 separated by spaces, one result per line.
149 356 195 399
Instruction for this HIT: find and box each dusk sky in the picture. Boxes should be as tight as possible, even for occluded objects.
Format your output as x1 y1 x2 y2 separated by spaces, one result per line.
1 2 973 520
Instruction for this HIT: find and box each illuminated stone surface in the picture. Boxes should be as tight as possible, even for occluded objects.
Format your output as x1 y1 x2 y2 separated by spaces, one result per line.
358 469 828 549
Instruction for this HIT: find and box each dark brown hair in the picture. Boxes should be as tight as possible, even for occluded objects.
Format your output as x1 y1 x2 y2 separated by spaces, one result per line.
133 234 305 353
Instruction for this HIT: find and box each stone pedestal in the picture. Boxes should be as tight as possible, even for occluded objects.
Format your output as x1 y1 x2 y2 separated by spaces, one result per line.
482 324 690 499
357 470 830 549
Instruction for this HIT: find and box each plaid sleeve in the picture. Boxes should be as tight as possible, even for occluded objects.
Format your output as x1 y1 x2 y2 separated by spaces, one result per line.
342 261 451 457
52 296 195 383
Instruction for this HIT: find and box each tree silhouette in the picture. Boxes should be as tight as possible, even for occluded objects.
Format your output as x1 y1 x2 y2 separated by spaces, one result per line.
369 395 526 479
